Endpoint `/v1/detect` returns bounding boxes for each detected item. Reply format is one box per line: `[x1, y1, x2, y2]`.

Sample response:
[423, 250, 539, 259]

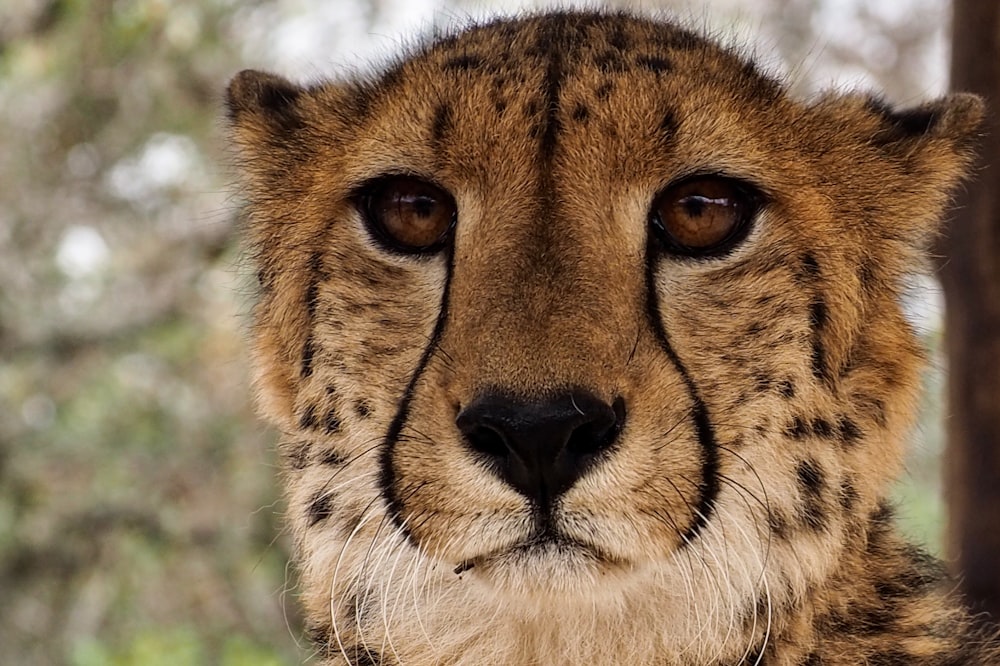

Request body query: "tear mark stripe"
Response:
[643, 236, 720, 544]
[378, 246, 455, 541]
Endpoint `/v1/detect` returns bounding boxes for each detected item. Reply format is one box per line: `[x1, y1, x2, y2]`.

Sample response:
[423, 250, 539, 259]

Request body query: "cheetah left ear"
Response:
[814, 92, 984, 243]
[862, 93, 985, 240]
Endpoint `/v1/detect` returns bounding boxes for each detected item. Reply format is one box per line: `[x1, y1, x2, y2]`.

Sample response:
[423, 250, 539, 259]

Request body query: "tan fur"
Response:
[226, 11, 997, 665]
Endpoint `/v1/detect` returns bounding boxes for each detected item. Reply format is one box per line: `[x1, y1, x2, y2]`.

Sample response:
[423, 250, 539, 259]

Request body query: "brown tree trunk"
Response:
[942, 0, 1000, 622]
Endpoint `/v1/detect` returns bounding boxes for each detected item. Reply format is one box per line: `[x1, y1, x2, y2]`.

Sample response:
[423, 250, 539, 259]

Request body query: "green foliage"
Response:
[69, 627, 287, 666]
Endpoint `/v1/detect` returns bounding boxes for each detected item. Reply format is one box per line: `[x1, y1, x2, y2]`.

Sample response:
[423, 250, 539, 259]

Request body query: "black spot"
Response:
[811, 340, 828, 382]
[809, 298, 827, 329]
[355, 400, 372, 419]
[287, 441, 311, 470]
[660, 109, 678, 136]
[777, 379, 795, 398]
[811, 417, 834, 439]
[320, 448, 345, 466]
[324, 408, 341, 434]
[431, 102, 452, 147]
[753, 372, 773, 393]
[837, 416, 862, 446]
[307, 490, 334, 526]
[797, 459, 824, 495]
[800, 253, 821, 281]
[801, 653, 822, 666]
[443, 54, 484, 71]
[785, 416, 810, 439]
[596, 51, 629, 73]
[301, 336, 316, 379]
[494, 99, 507, 114]
[768, 509, 789, 539]
[839, 477, 859, 511]
[595, 81, 614, 99]
[797, 459, 827, 531]
[304, 281, 319, 319]
[299, 403, 319, 430]
[859, 259, 877, 295]
[852, 599, 899, 636]
[571, 103, 589, 122]
[637, 54, 671, 74]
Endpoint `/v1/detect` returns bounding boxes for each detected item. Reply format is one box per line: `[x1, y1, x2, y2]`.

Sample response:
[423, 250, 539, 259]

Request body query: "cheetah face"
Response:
[228, 11, 980, 661]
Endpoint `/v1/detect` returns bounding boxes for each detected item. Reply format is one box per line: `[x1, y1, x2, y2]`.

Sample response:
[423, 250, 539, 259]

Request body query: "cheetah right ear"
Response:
[226, 69, 306, 135]
[864, 92, 984, 157]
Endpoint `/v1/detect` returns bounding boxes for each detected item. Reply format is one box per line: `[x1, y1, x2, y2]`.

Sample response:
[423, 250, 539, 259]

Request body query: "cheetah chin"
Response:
[227, 9, 998, 666]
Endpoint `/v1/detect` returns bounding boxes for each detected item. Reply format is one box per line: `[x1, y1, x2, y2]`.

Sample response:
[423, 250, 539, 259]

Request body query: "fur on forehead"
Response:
[226, 10, 983, 214]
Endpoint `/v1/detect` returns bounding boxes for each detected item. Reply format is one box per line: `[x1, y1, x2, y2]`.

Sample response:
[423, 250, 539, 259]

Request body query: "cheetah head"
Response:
[227, 11, 981, 665]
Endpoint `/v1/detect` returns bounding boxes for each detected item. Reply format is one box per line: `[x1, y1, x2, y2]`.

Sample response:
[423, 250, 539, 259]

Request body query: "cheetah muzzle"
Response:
[226, 9, 998, 666]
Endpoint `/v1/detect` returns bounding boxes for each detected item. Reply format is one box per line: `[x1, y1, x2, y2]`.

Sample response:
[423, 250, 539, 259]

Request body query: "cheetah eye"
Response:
[649, 176, 760, 257]
[357, 176, 457, 254]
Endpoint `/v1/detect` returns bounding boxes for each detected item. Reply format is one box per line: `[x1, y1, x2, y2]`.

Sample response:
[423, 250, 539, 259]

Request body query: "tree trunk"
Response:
[942, 0, 1000, 622]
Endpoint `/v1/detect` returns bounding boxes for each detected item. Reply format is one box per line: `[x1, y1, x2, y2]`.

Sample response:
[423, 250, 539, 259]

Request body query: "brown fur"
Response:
[226, 10, 996, 665]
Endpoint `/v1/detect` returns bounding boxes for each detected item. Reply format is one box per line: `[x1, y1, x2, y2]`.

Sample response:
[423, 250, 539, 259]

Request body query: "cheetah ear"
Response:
[814, 92, 984, 244]
[226, 69, 306, 136]
[863, 93, 984, 241]
[865, 92, 984, 156]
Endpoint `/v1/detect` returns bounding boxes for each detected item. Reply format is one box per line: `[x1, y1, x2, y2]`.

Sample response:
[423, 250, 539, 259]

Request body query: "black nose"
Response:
[456, 391, 625, 507]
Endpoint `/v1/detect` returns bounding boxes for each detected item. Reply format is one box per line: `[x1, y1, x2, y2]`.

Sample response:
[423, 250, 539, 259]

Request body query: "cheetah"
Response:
[226, 10, 998, 665]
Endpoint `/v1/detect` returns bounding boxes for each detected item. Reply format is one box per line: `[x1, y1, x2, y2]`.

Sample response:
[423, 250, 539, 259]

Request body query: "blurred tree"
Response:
[0, 1, 296, 663]
[942, 0, 1000, 623]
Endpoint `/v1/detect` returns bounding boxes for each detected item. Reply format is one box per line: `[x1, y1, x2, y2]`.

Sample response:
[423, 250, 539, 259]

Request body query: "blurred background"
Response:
[0, 0, 968, 663]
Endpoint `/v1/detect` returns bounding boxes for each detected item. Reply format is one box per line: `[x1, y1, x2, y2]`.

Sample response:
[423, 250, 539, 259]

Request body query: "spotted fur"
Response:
[226, 10, 995, 665]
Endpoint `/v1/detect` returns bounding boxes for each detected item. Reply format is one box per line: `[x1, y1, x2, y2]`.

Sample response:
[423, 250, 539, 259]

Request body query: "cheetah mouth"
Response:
[453, 528, 629, 578]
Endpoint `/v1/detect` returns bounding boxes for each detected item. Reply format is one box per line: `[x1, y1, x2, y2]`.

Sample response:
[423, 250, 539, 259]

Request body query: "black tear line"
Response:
[644, 238, 720, 545]
[378, 246, 454, 539]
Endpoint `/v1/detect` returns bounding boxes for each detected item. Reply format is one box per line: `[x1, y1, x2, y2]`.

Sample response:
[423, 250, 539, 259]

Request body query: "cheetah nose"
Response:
[456, 391, 626, 507]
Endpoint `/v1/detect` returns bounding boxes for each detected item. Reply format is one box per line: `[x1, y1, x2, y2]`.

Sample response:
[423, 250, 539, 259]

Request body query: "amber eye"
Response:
[650, 176, 760, 257]
[358, 176, 457, 254]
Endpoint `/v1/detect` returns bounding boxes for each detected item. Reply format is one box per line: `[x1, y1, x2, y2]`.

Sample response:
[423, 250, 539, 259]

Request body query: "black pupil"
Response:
[411, 194, 436, 217]
[681, 194, 729, 217]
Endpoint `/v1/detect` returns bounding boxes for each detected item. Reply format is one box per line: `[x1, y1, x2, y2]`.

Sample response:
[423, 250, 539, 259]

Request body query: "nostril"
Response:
[464, 424, 509, 461]
[565, 395, 626, 458]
